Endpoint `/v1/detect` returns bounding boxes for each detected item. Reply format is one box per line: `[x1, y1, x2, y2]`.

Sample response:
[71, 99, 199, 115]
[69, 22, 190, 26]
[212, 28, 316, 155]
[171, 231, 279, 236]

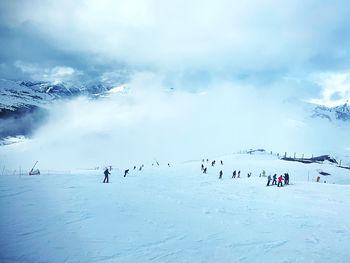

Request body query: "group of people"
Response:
[200, 159, 291, 186]
[102, 161, 172, 183]
[103, 159, 291, 187]
[201, 159, 224, 175]
[266, 173, 290, 187]
[201, 159, 253, 180]
[103, 165, 140, 183]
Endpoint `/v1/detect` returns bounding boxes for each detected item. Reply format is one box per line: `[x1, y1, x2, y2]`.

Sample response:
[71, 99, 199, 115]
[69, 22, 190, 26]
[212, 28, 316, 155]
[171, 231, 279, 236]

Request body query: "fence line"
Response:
[1, 169, 72, 176]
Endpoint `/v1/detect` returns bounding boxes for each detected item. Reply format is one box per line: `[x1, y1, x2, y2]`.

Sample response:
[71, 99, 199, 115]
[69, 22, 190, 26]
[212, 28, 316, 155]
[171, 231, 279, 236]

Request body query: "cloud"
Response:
[14, 61, 80, 83]
[2, 0, 350, 74]
[1, 0, 350, 170]
[308, 72, 350, 107]
[1, 72, 349, 170]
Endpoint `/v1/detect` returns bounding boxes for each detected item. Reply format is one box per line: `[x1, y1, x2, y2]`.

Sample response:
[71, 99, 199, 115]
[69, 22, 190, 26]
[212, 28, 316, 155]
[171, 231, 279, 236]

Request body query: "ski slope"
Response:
[0, 153, 350, 263]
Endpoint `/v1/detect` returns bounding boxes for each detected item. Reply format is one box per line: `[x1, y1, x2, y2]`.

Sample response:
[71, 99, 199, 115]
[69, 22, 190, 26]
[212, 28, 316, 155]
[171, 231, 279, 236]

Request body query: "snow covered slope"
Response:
[0, 153, 349, 263]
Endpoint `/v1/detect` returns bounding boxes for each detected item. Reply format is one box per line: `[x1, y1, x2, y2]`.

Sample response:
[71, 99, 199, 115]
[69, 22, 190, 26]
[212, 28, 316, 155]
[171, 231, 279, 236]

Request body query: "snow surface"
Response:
[0, 153, 350, 263]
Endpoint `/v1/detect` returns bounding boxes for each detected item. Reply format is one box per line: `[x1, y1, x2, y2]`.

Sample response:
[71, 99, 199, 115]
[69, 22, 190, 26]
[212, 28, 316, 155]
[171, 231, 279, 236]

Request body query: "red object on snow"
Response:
[316, 176, 320, 182]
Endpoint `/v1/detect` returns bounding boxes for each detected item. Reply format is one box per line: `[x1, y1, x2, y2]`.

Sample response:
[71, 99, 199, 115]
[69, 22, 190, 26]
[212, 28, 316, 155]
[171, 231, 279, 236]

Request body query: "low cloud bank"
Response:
[1, 72, 349, 170]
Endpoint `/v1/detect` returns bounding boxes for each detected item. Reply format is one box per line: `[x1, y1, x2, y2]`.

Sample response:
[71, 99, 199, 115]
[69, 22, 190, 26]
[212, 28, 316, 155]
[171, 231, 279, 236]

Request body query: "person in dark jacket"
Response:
[232, 170, 236, 178]
[124, 169, 129, 177]
[203, 167, 207, 174]
[103, 168, 110, 183]
[219, 170, 223, 179]
[284, 173, 289, 184]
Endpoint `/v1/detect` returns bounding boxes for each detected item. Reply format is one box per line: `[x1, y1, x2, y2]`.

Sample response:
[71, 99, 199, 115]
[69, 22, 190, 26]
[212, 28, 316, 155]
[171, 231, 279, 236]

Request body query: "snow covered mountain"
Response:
[0, 79, 112, 111]
[312, 102, 350, 121]
[0, 79, 121, 140]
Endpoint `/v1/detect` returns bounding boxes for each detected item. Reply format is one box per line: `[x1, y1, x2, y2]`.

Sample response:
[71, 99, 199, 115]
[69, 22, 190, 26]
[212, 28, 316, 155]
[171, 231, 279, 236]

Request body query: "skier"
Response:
[103, 168, 110, 183]
[247, 172, 252, 178]
[272, 174, 277, 185]
[220, 160, 223, 165]
[262, 170, 266, 177]
[266, 175, 272, 186]
[211, 160, 215, 167]
[139, 166, 142, 171]
[237, 170, 241, 178]
[201, 164, 204, 171]
[133, 166, 136, 170]
[219, 170, 223, 179]
[316, 176, 320, 182]
[168, 163, 170, 167]
[277, 175, 284, 187]
[124, 169, 129, 177]
[203, 167, 207, 174]
[232, 170, 236, 178]
[284, 173, 289, 184]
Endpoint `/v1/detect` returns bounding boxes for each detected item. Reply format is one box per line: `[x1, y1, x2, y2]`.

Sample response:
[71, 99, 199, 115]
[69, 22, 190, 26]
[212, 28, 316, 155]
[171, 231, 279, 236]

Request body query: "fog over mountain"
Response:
[1, 0, 350, 169]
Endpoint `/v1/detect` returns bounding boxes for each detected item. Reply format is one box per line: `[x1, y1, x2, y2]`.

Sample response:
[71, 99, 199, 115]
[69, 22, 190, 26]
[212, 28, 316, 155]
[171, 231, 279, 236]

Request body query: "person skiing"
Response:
[316, 176, 320, 182]
[220, 160, 223, 165]
[272, 174, 277, 185]
[201, 164, 204, 171]
[262, 170, 266, 177]
[237, 170, 241, 178]
[284, 173, 289, 184]
[232, 170, 236, 178]
[203, 167, 207, 174]
[277, 175, 284, 187]
[219, 170, 223, 179]
[247, 172, 252, 178]
[103, 168, 110, 183]
[124, 169, 129, 177]
[267, 175, 272, 186]
[211, 160, 215, 167]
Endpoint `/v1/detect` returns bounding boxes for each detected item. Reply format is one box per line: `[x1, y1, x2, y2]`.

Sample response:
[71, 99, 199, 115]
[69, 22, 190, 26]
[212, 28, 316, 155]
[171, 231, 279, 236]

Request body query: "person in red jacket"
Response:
[277, 175, 284, 187]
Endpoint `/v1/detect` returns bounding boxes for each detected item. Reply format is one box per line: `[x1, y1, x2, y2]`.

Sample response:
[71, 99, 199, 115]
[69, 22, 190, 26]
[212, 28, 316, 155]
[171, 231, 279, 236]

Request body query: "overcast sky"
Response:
[1, 0, 350, 104]
[1, 1, 350, 169]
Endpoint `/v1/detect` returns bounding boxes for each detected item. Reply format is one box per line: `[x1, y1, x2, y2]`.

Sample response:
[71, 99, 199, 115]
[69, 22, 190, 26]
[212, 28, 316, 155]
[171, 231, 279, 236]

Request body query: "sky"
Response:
[1, 0, 350, 169]
[1, 0, 350, 103]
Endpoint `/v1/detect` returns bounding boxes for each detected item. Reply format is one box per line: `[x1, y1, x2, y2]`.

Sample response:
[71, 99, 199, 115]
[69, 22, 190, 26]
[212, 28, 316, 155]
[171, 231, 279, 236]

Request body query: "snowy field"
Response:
[1, 153, 350, 263]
